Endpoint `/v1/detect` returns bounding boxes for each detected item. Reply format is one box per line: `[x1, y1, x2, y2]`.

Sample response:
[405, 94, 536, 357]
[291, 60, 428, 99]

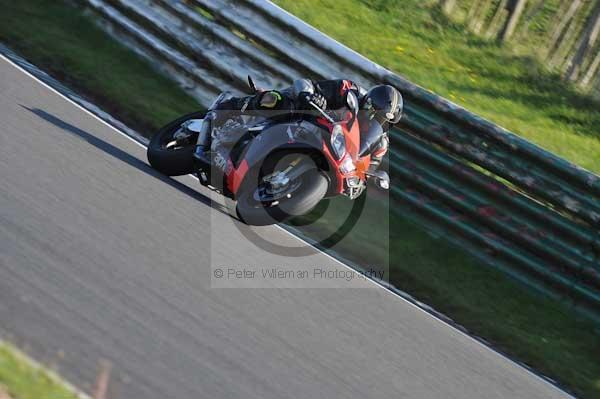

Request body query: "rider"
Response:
[194, 78, 403, 173]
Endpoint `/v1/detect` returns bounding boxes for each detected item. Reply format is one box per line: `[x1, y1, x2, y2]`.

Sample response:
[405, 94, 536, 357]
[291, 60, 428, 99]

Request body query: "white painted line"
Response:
[0, 54, 573, 398]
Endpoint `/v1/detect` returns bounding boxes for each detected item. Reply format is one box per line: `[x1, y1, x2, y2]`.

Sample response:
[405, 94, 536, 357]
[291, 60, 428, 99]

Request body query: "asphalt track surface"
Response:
[0, 57, 571, 399]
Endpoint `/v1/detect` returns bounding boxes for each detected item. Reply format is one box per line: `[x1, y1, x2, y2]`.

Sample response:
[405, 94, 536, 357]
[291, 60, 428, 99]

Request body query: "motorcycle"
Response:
[147, 77, 390, 226]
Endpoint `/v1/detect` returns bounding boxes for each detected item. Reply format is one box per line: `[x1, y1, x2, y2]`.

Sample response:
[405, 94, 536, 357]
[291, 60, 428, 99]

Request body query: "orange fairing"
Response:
[344, 113, 360, 160]
[318, 113, 371, 194]
[344, 115, 370, 179]
[355, 154, 370, 177]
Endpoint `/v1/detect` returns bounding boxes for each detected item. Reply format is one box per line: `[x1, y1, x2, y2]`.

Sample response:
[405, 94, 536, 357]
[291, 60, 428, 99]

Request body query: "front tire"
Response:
[147, 111, 205, 176]
[236, 168, 328, 226]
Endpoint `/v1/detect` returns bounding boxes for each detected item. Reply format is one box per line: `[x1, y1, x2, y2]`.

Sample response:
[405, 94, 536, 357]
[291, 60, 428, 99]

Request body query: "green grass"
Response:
[0, 0, 201, 133]
[448, 0, 600, 64]
[273, 0, 600, 174]
[0, 0, 599, 397]
[0, 342, 77, 399]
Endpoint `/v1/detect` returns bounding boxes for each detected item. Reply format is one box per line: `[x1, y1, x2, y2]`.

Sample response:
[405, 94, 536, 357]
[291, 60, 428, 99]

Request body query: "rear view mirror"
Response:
[247, 75, 258, 94]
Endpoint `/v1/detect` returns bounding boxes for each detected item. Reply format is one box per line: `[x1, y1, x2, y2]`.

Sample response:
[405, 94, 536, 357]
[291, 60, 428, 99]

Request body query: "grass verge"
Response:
[273, 0, 600, 174]
[0, 342, 78, 399]
[0, 0, 599, 397]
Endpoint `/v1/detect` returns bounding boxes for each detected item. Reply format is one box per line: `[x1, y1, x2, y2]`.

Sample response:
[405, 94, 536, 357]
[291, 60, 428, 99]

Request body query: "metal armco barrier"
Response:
[81, 0, 600, 320]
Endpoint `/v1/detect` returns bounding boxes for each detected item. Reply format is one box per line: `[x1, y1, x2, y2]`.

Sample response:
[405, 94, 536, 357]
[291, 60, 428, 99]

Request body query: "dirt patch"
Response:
[0, 385, 13, 399]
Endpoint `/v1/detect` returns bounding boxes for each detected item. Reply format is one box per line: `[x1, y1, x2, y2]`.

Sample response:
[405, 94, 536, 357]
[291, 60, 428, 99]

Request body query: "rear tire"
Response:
[147, 111, 205, 176]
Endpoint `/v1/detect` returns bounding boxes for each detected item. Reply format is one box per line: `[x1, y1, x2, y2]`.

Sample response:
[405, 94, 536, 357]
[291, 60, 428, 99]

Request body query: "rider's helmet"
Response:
[361, 85, 403, 125]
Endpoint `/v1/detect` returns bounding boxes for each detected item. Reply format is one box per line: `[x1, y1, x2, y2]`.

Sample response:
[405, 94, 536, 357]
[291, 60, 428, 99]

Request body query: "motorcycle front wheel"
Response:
[236, 154, 328, 226]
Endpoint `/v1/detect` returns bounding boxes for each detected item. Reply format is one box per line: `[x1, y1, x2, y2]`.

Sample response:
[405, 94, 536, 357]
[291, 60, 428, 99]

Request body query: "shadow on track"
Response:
[19, 105, 232, 217]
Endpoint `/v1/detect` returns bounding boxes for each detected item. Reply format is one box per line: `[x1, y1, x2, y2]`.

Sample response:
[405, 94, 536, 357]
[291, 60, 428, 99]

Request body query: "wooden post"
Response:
[486, 0, 509, 39]
[579, 50, 600, 88]
[440, 0, 457, 15]
[93, 360, 112, 399]
[565, 1, 600, 81]
[544, 0, 583, 60]
[472, 0, 494, 34]
[498, 0, 528, 41]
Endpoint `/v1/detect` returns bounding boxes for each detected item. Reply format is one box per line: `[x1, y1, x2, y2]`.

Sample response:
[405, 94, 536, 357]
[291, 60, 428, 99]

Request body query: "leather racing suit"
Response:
[197, 78, 390, 172]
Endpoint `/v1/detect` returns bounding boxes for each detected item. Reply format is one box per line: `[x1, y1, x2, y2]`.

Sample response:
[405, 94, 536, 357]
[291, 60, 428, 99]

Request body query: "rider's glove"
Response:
[299, 92, 327, 111]
[258, 91, 283, 109]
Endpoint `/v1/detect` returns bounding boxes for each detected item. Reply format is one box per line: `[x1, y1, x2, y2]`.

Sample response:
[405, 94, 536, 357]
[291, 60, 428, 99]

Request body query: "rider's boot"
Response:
[193, 112, 213, 166]
[193, 113, 214, 185]
[193, 90, 233, 167]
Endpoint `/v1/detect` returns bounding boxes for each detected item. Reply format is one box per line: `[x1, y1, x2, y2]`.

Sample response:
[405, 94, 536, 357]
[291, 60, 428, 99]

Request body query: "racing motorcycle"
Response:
[147, 78, 390, 226]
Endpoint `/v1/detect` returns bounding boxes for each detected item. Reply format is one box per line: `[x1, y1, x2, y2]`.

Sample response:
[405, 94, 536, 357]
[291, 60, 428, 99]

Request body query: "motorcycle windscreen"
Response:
[358, 115, 385, 157]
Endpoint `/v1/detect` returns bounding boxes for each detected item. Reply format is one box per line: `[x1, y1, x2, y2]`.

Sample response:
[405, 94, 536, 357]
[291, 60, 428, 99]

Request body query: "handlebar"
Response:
[307, 100, 335, 124]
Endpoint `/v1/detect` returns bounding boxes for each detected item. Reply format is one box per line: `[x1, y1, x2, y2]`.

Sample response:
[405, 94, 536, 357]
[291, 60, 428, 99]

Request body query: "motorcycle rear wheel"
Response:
[147, 111, 205, 176]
